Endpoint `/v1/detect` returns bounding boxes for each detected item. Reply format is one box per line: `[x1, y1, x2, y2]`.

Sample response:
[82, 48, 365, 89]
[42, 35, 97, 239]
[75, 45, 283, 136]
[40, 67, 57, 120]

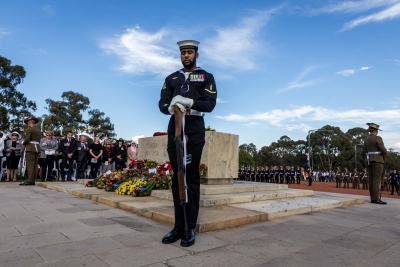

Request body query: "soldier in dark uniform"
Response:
[389, 168, 399, 195]
[274, 167, 279, 183]
[290, 167, 295, 184]
[251, 167, 256, 182]
[266, 167, 271, 183]
[279, 166, 284, 184]
[20, 116, 41, 186]
[246, 166, 251, 181]
[285, 166, 290, 184]
[364, 122, 387, 204]
[296, 166, 301, 184]
[159, 40, 217, 247]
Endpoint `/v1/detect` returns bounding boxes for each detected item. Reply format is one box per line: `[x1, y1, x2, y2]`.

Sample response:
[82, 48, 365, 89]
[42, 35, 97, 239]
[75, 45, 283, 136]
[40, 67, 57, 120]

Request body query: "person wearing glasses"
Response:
[5, 132, 22, 182]
[39, 130, 58, 181]
[158, 40, 217, 247]
[102, 140, 114, 174]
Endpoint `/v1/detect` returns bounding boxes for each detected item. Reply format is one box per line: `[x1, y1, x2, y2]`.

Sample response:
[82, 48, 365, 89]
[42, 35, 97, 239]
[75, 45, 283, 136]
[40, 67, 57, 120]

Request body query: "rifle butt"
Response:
[178, 171, 186, 201]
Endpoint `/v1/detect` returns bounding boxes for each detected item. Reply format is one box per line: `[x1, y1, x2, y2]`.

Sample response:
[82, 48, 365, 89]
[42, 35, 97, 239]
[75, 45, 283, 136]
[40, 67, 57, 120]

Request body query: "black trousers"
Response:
[76, 161, 87, 179]
[391, 182, 399, 194]
[168, 133, 205, 230]
[308, 177, 312, 186]
[90, 162, 100, 178]
[41, 155, 55, 179]
[61, 156, 74, 180]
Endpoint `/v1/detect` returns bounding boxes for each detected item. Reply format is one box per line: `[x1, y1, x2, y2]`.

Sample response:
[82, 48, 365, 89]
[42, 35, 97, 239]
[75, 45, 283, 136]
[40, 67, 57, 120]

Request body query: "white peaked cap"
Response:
[177, 40, 200, 50]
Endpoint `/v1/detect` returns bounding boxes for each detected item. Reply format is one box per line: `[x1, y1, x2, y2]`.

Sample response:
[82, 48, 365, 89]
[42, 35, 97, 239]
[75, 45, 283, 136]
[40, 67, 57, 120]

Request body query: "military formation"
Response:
[237, 166, 302, 184]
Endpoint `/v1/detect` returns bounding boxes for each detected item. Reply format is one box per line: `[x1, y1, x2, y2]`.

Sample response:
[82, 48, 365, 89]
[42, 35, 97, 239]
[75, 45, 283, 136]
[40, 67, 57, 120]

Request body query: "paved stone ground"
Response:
[1, 183, 400, 267]
[289, 181, 400, 200]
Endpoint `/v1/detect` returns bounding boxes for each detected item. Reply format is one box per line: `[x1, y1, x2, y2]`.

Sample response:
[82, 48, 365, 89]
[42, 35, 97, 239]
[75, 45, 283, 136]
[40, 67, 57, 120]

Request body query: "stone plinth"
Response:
[137, 132, 239, 185]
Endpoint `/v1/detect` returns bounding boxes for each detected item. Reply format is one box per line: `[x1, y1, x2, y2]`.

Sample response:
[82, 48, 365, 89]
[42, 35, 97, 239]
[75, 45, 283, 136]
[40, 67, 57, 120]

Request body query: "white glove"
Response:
[170, 95, 185, 106]
[174, 95, 194, 107]
[168, 103, 184, 115]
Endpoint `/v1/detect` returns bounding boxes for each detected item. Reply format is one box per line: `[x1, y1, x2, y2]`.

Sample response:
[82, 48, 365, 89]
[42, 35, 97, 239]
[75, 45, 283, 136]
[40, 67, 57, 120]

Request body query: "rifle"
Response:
[173, 105, 189, 240]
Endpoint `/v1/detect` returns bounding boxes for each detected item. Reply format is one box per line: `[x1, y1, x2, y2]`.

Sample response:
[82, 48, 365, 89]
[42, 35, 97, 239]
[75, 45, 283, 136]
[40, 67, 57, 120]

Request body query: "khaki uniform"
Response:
[352, 171, 360, 189]
[23, 126, 42, 183]
[364, 134, 387, 202]
[343, 171, 350, 189]
[361, 171, 369, 190]
[335, 170, 342, 188]
[383, 173, 390, 192]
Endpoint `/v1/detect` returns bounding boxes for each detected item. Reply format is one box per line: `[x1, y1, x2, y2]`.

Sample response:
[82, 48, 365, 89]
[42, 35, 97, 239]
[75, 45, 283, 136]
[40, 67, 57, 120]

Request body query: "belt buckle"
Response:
[184, 108, 191, 116]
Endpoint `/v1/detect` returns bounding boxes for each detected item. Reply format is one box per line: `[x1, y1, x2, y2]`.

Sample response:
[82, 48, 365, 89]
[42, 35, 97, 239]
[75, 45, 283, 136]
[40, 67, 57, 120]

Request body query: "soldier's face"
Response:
[67, 133, 72, 138]
[181, 49, 198, 68]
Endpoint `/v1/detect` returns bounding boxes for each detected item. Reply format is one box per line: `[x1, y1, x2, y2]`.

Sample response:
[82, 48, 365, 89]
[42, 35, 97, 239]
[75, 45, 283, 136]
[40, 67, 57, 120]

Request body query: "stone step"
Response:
[200, 181, 288, 195]
[151, 189, 313, 207]
[36, 182, 364, 233]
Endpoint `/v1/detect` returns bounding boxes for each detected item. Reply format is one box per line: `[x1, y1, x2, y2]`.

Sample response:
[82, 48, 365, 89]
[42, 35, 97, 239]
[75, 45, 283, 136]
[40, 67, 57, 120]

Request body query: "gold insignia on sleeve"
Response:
[210, 85, 213, 91]
[205, 89, 216, 94]
[164, 104, 168, 106]
[172, 77, 178, 79]
[162, 83, 166, 89]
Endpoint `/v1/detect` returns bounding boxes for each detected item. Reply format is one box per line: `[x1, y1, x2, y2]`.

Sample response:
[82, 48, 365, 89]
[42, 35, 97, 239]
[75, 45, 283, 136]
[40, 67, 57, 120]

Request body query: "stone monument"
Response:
[137, 131, 238, 185]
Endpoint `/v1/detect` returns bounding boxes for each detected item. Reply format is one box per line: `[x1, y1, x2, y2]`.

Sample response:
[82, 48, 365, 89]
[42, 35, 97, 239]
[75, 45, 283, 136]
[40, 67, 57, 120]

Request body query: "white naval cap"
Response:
[177, 40, 200, 50]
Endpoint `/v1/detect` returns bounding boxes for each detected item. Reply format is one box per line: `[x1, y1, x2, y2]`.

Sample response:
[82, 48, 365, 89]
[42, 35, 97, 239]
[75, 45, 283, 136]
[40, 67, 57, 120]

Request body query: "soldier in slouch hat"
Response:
[20, 116, 41, 186]
[364, 123, 387, 204]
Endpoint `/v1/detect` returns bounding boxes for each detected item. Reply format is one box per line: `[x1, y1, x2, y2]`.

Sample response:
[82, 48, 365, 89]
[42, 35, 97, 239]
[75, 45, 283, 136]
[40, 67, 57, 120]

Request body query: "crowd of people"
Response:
[0, 130, 138, 182]
[237, 165, 400, 195]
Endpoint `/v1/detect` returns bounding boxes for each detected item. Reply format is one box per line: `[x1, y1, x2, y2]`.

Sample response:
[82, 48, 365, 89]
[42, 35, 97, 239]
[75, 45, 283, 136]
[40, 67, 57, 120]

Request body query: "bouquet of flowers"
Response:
[128, 159, 146, 170]
[132, 179, 156, 197]
[145, 159, 158, 169]
[199, 163, 208, 178]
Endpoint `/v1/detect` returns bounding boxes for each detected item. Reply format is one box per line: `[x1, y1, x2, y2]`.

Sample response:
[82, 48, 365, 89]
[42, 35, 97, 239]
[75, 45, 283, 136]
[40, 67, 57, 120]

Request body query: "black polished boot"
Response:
[162, 227, 184, 244]
[180, 229, 195, 247]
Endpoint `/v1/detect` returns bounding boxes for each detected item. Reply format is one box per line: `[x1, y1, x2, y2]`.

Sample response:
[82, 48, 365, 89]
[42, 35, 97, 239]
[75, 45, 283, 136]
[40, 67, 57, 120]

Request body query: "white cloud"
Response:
[313, 0, 399, 14]
[132, 135, 145, 144]
[42, 5, 55, 15]
[277, 66, 318, 93]
[100, 27, 181, 76]
[216, 98, 227, 103]
[0, 28, 10, 37]
[341, 2, 400, 31]
[335, 66, 372, 76]
[216, 105, 400, 128]
[359, 66, 372, 70]
[202, 8, 280, 70]
[335, 69, 356, 76]
[310, 0, 400, 31]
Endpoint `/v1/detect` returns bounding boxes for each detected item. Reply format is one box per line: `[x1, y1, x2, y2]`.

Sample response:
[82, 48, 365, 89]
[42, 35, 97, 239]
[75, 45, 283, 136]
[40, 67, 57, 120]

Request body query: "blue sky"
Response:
[1, 0, 400, 150]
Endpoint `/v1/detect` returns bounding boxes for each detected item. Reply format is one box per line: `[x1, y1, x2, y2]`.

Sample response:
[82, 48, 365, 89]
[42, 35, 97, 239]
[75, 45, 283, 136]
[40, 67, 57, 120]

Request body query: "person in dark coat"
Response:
[75, 136, 89, 179]
[60, 131, 76, 181]
[113, 138, 127, 171]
